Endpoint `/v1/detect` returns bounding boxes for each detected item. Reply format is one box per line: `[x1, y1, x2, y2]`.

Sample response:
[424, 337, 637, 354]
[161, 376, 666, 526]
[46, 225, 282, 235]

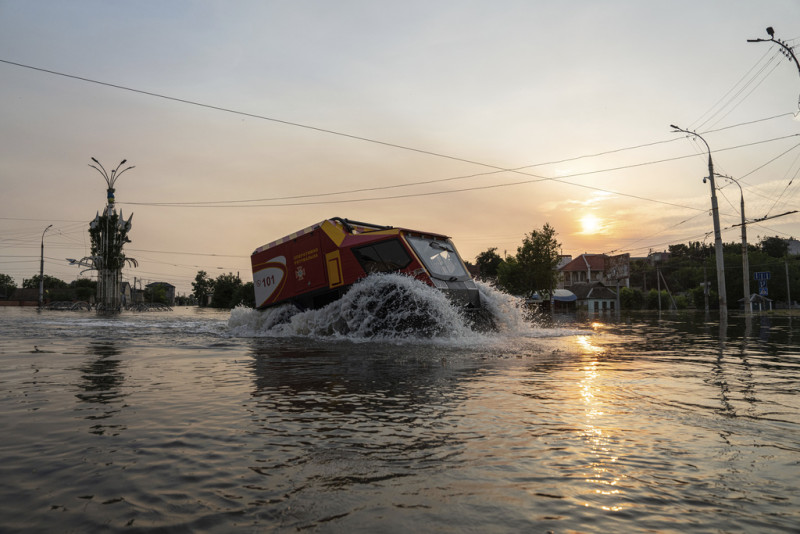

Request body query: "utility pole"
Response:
[671, 125, 727, 315]
[38, 224, 53, 309]
[717, 174, 751, 313]
[657, 264, 662, 314]
[787, 258, 792, 309]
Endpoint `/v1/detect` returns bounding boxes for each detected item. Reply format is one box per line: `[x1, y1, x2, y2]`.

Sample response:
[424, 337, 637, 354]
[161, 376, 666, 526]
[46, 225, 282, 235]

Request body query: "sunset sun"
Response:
[579, 214, 603, 235]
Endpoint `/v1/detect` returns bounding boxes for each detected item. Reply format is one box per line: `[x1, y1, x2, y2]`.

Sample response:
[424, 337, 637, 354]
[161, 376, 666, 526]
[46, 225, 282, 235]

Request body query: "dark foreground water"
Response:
[1, 303, 798, 533]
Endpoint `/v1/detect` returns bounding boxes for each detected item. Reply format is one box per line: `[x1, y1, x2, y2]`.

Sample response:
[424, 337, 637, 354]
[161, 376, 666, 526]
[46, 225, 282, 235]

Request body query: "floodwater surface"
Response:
[1, 285, 798, 532]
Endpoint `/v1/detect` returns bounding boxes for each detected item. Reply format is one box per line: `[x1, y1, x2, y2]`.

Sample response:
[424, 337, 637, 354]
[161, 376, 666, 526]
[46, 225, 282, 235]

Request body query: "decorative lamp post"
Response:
[38, 224, 53, 309]
[670, 125, 728, 315]
[88, 158, 136, 313]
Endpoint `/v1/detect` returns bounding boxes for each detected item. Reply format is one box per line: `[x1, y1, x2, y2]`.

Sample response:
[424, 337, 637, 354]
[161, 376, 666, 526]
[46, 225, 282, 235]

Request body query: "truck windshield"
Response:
[405, 236, 469, 280]
[352, 239, 412, 274]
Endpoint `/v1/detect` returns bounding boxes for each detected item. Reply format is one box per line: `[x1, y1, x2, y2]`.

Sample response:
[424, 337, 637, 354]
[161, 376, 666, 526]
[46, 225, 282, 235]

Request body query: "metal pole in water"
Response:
[38, 224, 52, 309]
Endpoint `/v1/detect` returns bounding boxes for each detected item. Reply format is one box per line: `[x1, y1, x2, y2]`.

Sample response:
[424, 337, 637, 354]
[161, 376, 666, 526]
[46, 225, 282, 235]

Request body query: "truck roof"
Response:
[252, 217, 450, 255]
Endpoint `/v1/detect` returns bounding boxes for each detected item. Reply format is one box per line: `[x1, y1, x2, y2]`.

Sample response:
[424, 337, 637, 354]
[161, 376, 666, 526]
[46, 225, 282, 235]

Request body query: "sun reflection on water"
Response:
[575, 334, 625, 513]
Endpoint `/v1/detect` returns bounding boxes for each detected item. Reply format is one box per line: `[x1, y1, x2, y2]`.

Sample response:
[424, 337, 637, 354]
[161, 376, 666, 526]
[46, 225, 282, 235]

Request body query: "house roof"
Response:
[559, 254, 606, 272]
[569, 282, 617, 300]
[145, 281, 176, 289]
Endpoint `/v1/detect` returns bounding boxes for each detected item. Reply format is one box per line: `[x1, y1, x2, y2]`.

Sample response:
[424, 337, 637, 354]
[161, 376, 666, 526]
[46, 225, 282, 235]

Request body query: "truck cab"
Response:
[251, 217, 482, 313]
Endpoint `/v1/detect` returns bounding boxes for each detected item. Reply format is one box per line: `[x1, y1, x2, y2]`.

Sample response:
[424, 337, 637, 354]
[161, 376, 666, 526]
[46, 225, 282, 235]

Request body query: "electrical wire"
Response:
[0, 58, 502, 171]
[690, 46, 776, 131]
[3, 57, 796, 214]
[3, 58, 798, 278]
[704, 54, 784, 131]
[120, 133, 800, 210]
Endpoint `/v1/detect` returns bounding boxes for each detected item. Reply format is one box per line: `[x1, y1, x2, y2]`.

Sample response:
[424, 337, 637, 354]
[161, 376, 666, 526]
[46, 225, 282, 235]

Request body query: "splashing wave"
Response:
[228, 273, 543, 341]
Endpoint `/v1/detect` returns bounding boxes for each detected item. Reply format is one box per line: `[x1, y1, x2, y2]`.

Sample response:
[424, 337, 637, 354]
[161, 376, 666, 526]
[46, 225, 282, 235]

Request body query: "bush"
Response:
[620, 286, 644, 310]
[646, 289, 669, 309]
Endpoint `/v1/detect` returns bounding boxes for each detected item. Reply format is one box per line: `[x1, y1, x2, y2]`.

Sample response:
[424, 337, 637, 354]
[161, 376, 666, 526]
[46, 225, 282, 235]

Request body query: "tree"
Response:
[496, 256, 526, 295]
[23, 274, 68, 290]
[760, 236, 789, 258]
[70, 278, 96, 301]
[645, 289, 669, 310]
[513, 223, 561, 295]
[619, 286, 644, 310]
[494, 224, 561, 296]
[231, 281, 255, 308]
[211, 272, 243, 308]
[0, 273, 17, 298]
[192, 270, 213, 306]
[475, 248, 503, 279]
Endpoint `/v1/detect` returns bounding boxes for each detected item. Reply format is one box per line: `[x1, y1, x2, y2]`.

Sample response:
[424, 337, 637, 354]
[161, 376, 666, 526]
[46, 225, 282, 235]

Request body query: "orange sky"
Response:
[1, 1, 799, 294]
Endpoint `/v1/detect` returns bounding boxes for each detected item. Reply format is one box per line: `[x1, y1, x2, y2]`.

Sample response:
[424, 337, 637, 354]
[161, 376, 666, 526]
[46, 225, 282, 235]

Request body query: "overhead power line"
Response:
[120, 133, 800, 210]
[0, 58, 498, 171]
[3, 57, 797, 210]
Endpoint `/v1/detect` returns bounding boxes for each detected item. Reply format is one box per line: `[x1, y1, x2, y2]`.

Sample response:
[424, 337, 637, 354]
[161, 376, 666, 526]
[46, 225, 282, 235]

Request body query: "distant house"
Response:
[559, 254, 608, 288]
[570, 282, 618, 314]
[648, 251, 671, 264]
[145, 282, 176, 306]
[559, 253, 631, 291]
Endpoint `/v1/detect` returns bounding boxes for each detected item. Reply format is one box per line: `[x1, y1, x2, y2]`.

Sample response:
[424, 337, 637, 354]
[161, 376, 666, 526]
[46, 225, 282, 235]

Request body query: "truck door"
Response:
[290, 231, 327, 295]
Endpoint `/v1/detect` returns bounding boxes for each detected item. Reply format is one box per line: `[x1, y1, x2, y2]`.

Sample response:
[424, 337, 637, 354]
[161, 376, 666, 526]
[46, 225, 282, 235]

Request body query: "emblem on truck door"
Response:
[253, 256, 287, 308]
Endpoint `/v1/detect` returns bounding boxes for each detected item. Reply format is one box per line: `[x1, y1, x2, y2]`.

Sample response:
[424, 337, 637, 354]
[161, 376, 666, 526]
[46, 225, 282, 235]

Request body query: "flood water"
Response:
[1, 293, 799, 532]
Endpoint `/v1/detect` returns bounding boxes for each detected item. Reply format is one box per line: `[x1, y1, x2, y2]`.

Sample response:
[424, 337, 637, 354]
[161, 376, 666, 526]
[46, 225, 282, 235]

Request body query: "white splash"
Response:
[228, 273, 550, 342]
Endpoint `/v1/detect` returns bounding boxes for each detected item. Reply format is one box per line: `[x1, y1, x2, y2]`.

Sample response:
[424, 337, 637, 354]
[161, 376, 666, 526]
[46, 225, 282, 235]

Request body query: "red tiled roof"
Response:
[559, 254, 606, 272]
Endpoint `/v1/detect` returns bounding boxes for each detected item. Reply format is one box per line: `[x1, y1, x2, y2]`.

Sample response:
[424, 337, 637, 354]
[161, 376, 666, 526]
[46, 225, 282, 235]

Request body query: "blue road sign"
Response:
[760, 286, 769, 296]
[754, 271, 771, 281]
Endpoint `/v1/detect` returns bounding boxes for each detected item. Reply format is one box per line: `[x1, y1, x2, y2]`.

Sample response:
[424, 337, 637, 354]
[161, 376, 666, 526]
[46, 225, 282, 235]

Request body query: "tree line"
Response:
[623, 237, 799, 309]
[0, 274, 98, 302]
[0, 274, 199, 306]
[472, 230, 799, 309]
[192, 271, 255, 308]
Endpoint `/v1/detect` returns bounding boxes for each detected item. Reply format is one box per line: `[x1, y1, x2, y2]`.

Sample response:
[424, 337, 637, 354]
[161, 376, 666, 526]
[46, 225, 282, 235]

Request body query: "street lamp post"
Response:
[671, 125, 727, 315]
[38, 224, 53, 309]
[717, 174, 751, 313]
[88, 158, 136, 313]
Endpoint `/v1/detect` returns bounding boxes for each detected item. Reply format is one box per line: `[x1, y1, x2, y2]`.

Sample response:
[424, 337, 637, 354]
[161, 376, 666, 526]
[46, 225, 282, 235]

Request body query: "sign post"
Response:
[755, 272, 770, 303]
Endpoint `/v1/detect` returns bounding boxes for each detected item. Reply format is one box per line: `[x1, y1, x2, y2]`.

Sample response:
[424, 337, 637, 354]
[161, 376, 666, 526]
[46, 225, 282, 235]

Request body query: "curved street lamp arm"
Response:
[747, 31, 800, 77]
[670, 124, 711, 153]
[114, 165, 136, 182]
[89, 164, 111, 187]
[90, 157, 109, 178]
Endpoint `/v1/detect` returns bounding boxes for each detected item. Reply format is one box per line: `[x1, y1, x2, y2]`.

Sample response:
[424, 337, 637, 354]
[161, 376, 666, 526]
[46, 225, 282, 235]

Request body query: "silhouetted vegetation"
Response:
[193, 271, 254, 308]
[479, 223, 561, 296]
[476, 233, 799, 309]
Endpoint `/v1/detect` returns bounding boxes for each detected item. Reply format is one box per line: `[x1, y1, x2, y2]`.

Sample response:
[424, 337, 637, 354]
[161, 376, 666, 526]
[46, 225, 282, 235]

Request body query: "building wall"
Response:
[583, 298, 616, 314]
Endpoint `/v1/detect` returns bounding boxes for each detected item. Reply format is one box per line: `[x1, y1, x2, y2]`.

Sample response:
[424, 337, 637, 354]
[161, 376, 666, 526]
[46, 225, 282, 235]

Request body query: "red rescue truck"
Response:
[251, 217, 484, 314]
